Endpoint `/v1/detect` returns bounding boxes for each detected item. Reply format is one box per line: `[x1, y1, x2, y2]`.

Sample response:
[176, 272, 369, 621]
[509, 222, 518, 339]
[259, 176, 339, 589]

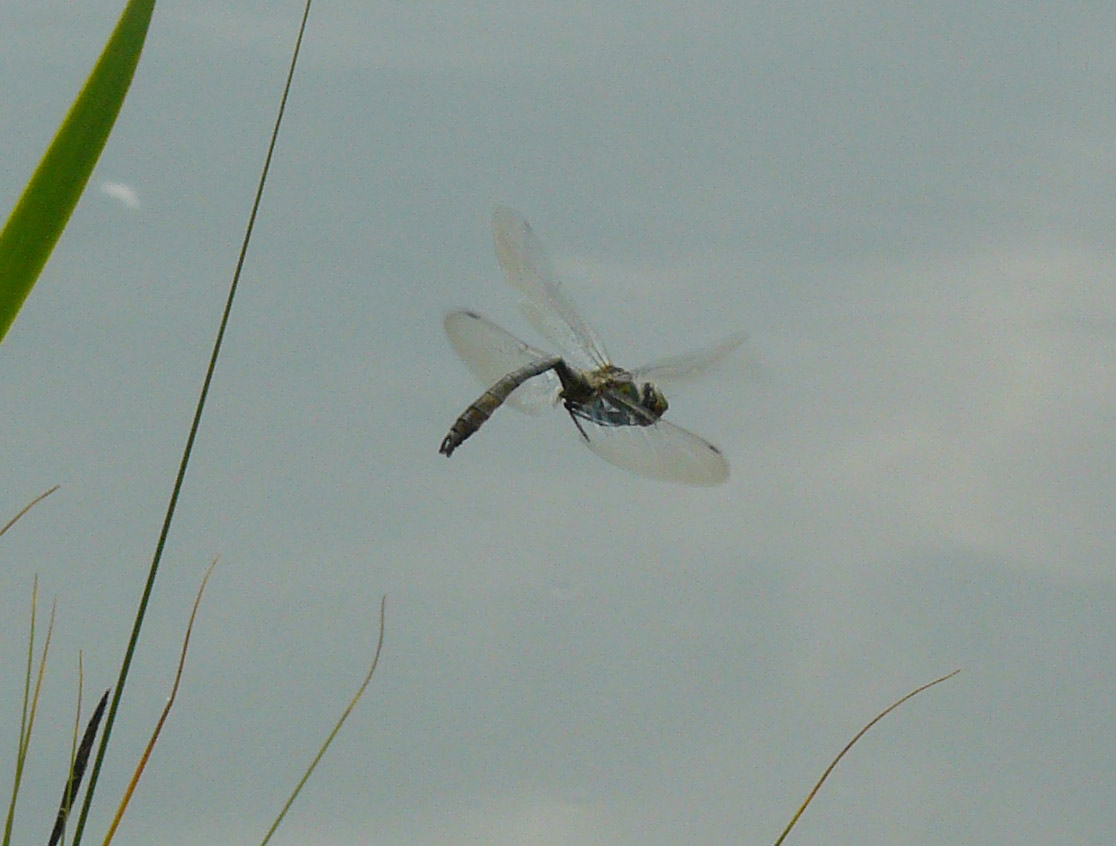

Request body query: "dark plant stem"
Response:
[48, 689, 109, 846]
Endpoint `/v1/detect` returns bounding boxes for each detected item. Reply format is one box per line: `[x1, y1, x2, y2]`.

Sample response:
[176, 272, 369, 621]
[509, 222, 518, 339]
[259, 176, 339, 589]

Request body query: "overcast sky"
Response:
[2, 1, 1114, 844]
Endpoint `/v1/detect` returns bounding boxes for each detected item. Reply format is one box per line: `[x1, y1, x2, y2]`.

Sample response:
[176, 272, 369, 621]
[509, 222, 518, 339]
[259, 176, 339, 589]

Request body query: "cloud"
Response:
[99, 180, 141, 209]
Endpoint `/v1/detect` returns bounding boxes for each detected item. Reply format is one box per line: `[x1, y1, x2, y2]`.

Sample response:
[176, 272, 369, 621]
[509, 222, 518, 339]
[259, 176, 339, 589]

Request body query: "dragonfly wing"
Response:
[492, 207, 610, 371]
[574, 416, 730, 486]
[629, 331, 749, 390]
[444, 310, 560, 413]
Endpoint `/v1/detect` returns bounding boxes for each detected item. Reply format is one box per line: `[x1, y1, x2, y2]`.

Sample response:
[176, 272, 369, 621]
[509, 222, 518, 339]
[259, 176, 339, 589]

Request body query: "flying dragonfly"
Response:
[440, 207, 746, 486]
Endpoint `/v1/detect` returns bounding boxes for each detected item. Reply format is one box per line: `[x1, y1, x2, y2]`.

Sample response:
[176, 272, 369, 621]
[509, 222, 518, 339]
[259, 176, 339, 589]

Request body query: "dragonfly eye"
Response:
[641, 383, 668, 418]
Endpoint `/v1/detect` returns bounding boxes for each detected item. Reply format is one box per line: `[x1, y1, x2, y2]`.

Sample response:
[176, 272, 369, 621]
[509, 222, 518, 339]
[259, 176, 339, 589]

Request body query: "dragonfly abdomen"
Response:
[440, 355, 564, 457]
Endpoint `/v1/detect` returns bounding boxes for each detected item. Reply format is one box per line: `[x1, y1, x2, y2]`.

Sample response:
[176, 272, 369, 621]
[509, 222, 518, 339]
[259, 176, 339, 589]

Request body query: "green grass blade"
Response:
[0, 0, 155, 344]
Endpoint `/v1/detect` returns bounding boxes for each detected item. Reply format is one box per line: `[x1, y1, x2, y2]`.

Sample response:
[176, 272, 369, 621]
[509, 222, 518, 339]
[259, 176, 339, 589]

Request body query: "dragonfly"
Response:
[439, 207, 746, 486]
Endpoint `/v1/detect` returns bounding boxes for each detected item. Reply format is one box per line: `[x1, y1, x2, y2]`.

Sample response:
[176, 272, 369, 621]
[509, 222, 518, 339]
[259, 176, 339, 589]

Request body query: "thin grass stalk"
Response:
[260, 596, 387, 845]
[772, 669, 960, 846]
[101, 560, 216, 844]
[2, 579, 36, 846]
[28, 601, 59, 758]
[58, 652, 84, 846]
[0, 486, 59, 540]
[70, 2, 315, 841]
[3, 584, 56, 846]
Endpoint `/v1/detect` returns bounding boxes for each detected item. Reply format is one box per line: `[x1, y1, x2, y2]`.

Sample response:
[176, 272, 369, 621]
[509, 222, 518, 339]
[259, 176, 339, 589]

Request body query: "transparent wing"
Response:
[574, 416, 730, 486]
[444, 310, 560, 413]
[629, 331, 749, 390]
[492, 206, 610, 371]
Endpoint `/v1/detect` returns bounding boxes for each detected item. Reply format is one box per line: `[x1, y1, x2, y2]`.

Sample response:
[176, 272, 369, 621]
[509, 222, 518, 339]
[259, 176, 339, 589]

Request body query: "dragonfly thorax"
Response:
[554, 361, 668, 430]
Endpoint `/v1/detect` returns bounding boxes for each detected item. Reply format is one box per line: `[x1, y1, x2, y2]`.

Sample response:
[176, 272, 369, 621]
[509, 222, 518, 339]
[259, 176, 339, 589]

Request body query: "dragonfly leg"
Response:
[566, 404, 590, 441]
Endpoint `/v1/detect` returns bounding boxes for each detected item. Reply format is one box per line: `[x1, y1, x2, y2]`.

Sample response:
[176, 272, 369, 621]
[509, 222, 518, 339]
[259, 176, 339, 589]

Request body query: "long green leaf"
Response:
[0, 0, 155, 344]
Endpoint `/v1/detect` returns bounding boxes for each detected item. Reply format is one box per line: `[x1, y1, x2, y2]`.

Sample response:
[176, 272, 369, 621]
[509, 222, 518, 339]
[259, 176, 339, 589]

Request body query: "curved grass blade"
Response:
[260, 596, 387, 846]
[0, 485, 60, 540]
[0, 0, 155, 344]
[101, 559, 216, 844]
[772, 669, 960, 846]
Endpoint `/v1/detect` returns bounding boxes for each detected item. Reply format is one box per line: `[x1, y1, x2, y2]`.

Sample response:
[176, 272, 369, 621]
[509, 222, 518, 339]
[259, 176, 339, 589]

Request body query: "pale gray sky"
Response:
[2, 1, 1114, 844]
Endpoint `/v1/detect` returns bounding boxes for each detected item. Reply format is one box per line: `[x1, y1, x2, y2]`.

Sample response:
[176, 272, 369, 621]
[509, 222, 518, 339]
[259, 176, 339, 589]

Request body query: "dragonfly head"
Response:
[640, 382, 668, 419]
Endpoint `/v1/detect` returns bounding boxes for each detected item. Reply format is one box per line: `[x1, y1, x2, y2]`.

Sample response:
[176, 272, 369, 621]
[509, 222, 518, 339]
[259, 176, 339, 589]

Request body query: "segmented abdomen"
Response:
[440, 356, 563, 457]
